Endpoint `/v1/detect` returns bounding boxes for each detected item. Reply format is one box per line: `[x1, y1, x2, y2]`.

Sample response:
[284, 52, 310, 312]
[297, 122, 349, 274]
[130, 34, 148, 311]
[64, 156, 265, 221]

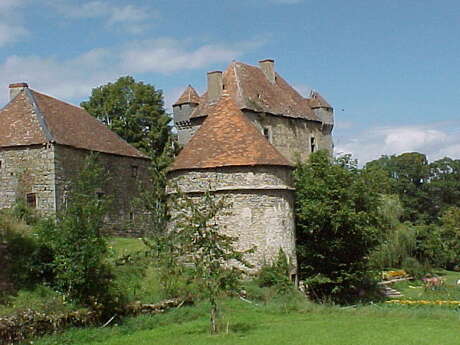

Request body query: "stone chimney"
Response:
[258, 59, 276, 84]
[9, 83, 28, 101]
[207, 71, 223, 103]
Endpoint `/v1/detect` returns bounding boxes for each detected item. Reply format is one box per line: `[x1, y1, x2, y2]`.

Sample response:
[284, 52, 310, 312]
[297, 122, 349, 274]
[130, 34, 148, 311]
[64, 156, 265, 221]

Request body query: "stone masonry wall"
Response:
[168, 166, 297, 273]
[0, 145, 56, 215]
[53, 144, 151, 236]
[244, 111, 330, 163]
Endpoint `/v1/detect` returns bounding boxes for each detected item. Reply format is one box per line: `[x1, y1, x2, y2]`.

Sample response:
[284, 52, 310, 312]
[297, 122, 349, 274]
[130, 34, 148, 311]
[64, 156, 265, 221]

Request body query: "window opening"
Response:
[131, 165, 138, 178]
[26, 193, 37, 209]
[263, 127, 270, 141]
[310, 137, 316, 153]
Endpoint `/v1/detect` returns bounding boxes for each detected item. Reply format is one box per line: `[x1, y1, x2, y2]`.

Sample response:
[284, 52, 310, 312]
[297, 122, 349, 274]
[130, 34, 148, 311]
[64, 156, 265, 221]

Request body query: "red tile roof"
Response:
[169, 93, 293, 171]
[189, 61, 323, 122]
[0, 87, 148, 159]
[309, 91, 333, 109]
[173, 85, 200, 106]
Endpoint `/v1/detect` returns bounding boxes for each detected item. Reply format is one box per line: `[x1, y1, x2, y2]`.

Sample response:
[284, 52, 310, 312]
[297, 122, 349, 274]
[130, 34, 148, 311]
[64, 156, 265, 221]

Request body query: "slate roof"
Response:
[173, 85, 200, 106]
[183, 61, 323, 122]
[0, 86, 148, 159]
[169, 93, 293, 172]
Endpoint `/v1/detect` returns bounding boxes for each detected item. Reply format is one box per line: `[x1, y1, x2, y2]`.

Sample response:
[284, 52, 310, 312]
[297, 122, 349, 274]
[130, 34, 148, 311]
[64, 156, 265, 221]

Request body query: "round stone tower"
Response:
[168, 93, 297, 275]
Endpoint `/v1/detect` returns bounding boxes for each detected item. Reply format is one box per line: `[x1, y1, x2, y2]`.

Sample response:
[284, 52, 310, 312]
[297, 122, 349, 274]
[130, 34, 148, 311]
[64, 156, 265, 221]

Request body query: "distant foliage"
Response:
[366, 153, 460, 223]
[294, 151, 386, 302]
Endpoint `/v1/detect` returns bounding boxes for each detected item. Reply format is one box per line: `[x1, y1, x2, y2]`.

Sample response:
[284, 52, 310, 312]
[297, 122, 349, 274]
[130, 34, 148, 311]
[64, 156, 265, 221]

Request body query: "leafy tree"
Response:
[81, 76, 172, 158]
[294, 151, 385, 302]
[37, 154, 114, 307]
[426, 158, 460, 217]
[173, 191, 250, 334]
[366, 153, 430, 222]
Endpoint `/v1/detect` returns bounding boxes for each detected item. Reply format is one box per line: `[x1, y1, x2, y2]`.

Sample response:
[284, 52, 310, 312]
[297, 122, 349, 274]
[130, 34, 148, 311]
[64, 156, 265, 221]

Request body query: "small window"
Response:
[129, 211, 134, 221]
[263, 128, 270, 141]
[310, 137, 316, 153]
[0, 160, 2, 169]
[96, 191, 105, 200]
[26, 193, 37, 209]
[131, 165, 138, 178]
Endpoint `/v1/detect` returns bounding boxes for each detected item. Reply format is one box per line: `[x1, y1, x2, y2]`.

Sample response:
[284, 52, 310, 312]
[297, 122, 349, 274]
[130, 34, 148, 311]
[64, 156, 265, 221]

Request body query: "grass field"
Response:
[34, 298, 460, 345]
[5, 238, 460, 345]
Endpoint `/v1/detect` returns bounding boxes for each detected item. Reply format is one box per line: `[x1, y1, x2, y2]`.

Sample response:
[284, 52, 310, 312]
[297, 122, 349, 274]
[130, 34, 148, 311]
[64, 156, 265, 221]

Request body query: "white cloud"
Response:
[335, 124, 460, 163]
[120, 39, 242, 74]
[0, 49, 116, 105]
[0, 37, 259, 106]
[0, 0, 28, 46]
[46, 0, 155, 34]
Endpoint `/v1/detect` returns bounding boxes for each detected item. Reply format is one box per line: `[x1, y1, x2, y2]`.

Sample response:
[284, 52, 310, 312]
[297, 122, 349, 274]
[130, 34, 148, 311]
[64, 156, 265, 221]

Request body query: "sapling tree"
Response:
[37, 154, 114, 307]
[173, 190, 251, 334]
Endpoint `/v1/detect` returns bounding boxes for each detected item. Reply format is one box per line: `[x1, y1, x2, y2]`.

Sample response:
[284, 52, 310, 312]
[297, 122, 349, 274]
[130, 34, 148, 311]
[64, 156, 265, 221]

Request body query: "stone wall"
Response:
[168, 166, 297, 273]
[53, 144, 151, 235]
[244, 111, 331, 163]
[0, 145, 56, 215]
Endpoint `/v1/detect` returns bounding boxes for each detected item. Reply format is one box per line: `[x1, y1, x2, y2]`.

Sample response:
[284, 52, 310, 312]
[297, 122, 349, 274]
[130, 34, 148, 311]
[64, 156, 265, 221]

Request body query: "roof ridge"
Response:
[26, 89, 54, 142]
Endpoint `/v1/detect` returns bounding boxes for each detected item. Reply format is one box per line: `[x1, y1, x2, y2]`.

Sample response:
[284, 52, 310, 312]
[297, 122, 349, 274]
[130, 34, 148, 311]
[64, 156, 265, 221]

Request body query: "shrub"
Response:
[257, 250, 293, 294]
[36, 154, 118, 310]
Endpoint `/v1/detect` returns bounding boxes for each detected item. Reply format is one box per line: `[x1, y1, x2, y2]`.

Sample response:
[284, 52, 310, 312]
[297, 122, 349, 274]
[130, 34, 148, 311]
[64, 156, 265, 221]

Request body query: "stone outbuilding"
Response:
[0, 83, 150, 234]
[168, 93, 297, 274]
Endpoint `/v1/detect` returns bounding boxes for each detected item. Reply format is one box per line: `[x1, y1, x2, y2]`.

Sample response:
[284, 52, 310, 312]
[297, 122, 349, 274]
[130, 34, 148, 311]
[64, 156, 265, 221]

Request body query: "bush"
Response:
[257, 250, 293, 294]
[36, 154, 118, 310]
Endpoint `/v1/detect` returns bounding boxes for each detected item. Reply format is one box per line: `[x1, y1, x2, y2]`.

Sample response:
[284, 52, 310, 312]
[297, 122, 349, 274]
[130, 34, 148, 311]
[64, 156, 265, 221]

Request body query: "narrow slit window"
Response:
[310, 137, 316, 153]
[263, 128, 270, 141]
[26, 193, 37, 209]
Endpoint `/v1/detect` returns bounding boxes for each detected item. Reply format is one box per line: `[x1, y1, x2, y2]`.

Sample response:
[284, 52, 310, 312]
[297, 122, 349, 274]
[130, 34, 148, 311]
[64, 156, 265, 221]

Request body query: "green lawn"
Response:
[34, 299, 460, 345]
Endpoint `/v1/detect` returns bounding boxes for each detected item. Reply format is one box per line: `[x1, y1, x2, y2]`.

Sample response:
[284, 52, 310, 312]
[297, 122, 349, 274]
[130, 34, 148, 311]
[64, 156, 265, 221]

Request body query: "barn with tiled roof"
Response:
[0, 83, 150, 233]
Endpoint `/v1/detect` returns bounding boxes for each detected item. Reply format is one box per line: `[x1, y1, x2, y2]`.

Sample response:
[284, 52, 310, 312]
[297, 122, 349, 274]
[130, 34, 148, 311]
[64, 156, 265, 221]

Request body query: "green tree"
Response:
[173, 191, 250, 334]
[366, 152, 430, 222]
[37, 154, 114, 307]
[294, 151, 385, 302]
[81, 76, 171, 158]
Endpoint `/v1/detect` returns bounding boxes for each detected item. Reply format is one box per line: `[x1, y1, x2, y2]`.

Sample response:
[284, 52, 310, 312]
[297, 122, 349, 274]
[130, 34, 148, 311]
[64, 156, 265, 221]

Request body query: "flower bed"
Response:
[386, 299, 460, 306]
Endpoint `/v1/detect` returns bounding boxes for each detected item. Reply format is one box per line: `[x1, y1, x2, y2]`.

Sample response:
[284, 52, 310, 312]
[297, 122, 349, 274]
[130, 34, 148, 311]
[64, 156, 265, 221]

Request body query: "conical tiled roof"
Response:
[169, 93, 293, 171]
[0, 87, 148, 159]
[173, 85, 200, 106]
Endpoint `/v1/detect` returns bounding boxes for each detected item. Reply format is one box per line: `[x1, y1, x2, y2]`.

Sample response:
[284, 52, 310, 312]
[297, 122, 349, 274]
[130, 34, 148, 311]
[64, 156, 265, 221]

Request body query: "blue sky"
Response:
[1, 0, 459, 163]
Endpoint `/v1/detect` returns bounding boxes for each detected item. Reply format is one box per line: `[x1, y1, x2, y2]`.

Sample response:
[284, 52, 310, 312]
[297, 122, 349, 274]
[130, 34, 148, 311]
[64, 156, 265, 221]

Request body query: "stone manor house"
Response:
[0, 59, 334, 274]
[0, 83, 150, 233]
[169, 59, 334, 274]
